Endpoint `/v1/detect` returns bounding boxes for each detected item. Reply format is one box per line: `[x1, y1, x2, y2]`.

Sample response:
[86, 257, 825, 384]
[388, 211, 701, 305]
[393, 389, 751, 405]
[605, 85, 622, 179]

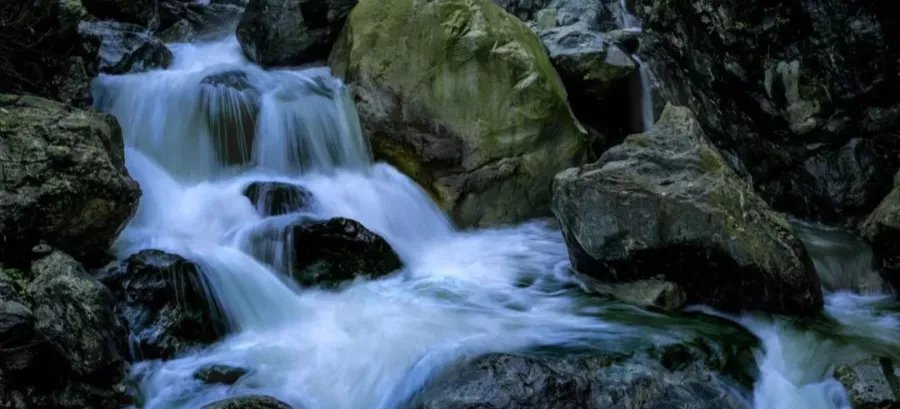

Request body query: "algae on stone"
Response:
[330, 0, 588, 226]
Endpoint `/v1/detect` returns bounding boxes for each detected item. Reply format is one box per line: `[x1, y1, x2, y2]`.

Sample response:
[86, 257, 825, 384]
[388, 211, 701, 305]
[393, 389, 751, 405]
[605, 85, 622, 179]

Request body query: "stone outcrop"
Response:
[78, 21, 172, 74]
[552, 105, 823, 314]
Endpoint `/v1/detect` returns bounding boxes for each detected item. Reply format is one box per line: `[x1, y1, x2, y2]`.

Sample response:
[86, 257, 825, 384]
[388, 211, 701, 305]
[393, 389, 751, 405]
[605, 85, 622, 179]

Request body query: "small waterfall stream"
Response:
[614, 0, 655, 132]
[93, 35, 898, 409]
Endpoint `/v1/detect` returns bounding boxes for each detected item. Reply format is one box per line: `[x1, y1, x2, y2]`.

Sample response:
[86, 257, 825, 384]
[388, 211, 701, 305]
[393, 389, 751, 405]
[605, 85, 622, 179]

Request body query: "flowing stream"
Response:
[93, 36, 899, 409]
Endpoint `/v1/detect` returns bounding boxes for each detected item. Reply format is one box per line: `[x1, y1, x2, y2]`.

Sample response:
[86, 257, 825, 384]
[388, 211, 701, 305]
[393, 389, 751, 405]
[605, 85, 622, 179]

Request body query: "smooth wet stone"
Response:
[290, 218, 402, 287]
[244, 182, 313, 216]
[552, 105, 823, 314]
[194, 364, 249, 385]
[202, 395, 293, 409]
[584, 278, 687, 311]
[108, 250, 225, 360]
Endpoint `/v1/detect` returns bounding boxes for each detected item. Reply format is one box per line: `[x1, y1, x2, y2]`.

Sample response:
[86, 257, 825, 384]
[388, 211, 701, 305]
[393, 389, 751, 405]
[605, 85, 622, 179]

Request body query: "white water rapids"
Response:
[92, 36, 898, 409]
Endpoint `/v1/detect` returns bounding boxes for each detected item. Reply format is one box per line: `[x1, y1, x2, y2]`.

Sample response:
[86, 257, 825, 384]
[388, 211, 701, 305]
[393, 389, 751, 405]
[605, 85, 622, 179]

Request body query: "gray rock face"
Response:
[104, 250, 225, 360]
[835, 357, 900, 409]
[159, 2, 245, 42]
[407, 353, 747, 409]
[0, 95, 141, 266]
[82, 0, 161, 28]
[551, 105, 823, 314]
[78, 21, 173, 74]
[860, 172, 900, 293]
[237, 0, 357, 66]
[201, 395, 293, 409]
[634, 0, 900, 223]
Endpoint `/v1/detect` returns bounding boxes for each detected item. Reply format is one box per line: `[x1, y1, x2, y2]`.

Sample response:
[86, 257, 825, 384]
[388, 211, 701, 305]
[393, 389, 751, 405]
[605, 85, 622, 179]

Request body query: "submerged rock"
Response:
[330, 0, 588, 226]
[194, 364, 249, 385]
[237, 0, 357, 66]
[552, 105, 823, 314]
[201, 395, 293, 409]
[244, 182, 313, 216]
[199, 70, 260, 165]
[289, 218, 401, 287]
[107, 250, 225, 360]
[407, 353, 746, 409]
[0, 95, 140, 267]
[83, 0, 161, 29]
[78, 21, 173, 74]
[860, 172, 900, 293]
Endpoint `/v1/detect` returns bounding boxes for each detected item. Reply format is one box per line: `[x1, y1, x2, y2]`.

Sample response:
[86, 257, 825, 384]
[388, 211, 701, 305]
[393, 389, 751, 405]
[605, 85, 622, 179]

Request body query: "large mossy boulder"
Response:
[407, 352, 746, 409]
[551, 105, 823, 314]
[237, 0, 357, 66]
[860, 172, 900, 293]
[0, 95, 141, 266]
[103, 250, 225, 360]
[329, 0, 589, 226]
[634, 0, 900, 223]
[77, 21, 173, 75]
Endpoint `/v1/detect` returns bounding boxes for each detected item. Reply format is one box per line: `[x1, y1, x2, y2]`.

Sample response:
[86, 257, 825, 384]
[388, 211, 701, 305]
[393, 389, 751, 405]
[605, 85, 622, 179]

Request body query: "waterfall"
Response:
[91, 34, 899, 409]
[613, 0, 655, 132]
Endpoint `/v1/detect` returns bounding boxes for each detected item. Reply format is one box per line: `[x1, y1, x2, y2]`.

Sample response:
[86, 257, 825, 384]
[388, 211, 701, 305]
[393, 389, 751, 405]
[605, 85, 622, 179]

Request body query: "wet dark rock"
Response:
[244, 182, 313, 216]
[289, 218, 402, 287]
[0, 271, 36, 375]
[860, 172, 900, 293]
[582, 278, 687, 311]
[194, 364, 249, 385]
[407, 352, 747, 409]
[83, 0, 161, 29]
[0, 1, 99, 106]
[634, 0, 900, 223]
[201, 395, 293, 409]
[0, 94, 140, 268]
[237, 0, 357, 66]
[78, 21, 173, 74]
[159, 2, 245, 43]
[199, 70, 260, 165]
[108, 250, 225, 360]
[552, 105, 823, 314]
[0, 252, 129, 409]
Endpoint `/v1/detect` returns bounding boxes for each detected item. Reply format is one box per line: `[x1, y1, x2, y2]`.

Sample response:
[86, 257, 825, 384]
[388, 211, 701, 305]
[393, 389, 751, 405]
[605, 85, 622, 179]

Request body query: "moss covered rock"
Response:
[551, 105, 823, 314]
[329, 0, 588, 226]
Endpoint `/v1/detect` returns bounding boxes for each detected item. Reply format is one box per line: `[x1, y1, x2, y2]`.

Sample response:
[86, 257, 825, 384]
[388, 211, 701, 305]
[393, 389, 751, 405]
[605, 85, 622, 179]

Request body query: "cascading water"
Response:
[614, 0, 656, 132]
[92, 34, 898, 409]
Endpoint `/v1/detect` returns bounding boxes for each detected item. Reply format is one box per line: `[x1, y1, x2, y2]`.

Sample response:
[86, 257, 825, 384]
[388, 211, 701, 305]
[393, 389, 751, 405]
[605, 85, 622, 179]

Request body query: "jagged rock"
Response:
[106, 250, 225, 360]
[0, 252, 129, 409]
[237, 0, 357, 66]
[407, 353, 747, 409]
[78, 21, 173, 74]
[634, 0, 900, 223]
[0, 0, 99, 106]
[860, 172, 900, 293]
[835, 357, 900, 409]
[289, 218, 401, 286]
[82, 0, 161, 29]
[201, 395, 293, 409]
[330, 0, 588, 226]
[159, 2, 245, 42]
[552, 105, 823, 314]
[194, 364, 249, 385]
[0, 95, 140, 266]
[244, 182, 313, 216]
[199, 70, 260, 165]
